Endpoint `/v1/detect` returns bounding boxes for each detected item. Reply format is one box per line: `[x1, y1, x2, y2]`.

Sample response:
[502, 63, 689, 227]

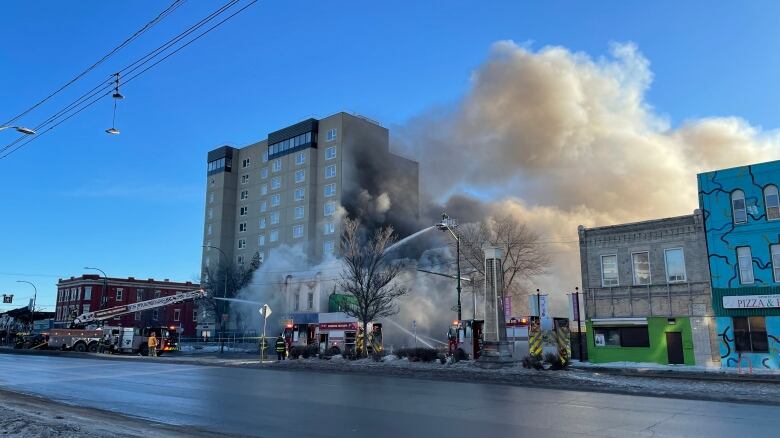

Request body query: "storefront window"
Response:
[594, 326, 650, 347]
[734, 316, 768, 353]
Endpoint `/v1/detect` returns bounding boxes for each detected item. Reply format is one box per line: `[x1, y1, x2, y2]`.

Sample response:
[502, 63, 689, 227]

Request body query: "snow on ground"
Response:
[573, 360, 780, 376]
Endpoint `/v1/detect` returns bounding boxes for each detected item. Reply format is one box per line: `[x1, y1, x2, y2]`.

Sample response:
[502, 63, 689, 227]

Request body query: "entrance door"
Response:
[666, 332, 684, 364]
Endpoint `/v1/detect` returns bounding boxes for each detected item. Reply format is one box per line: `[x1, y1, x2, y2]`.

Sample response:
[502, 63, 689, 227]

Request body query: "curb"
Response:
[571, 364, 780, 384]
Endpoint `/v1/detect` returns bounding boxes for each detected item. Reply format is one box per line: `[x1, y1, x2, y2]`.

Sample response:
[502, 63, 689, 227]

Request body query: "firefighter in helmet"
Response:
[275, 333, 286, 360]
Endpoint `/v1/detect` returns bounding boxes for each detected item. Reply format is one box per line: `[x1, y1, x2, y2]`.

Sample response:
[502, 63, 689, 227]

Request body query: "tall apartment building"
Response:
[201, 112, 419, 273]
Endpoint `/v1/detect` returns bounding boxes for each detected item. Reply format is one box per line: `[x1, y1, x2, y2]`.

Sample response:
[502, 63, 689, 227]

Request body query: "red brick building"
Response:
[55, 275, 200, 336]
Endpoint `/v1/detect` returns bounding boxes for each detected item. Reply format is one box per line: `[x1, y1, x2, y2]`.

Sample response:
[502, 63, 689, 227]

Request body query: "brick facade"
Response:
[55, 275, 200, 336]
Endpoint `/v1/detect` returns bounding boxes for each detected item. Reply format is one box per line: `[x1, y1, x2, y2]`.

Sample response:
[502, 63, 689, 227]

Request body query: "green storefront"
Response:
[586, 317, 695, 365]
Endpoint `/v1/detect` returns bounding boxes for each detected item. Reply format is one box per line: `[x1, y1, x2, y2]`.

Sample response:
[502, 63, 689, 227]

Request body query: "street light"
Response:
[436, 213, 462, 322]
[0, 126, 36, 135]
[15, 281, 37, 332]
[203, 245, 228, 353]
[84, 267, 108, 311]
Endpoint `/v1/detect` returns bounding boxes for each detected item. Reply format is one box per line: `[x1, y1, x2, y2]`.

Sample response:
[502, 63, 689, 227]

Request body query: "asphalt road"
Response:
[0, 355, 777, 437]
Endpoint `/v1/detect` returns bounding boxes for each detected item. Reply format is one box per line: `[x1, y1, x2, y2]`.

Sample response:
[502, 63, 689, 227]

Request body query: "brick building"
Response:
[578, 210, 719, 366]
[55, 275, 200, 336]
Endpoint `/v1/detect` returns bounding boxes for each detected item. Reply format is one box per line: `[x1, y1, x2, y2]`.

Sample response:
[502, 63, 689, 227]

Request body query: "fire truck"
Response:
[46, 289, 206, 355]
[448, 319, 484, 360]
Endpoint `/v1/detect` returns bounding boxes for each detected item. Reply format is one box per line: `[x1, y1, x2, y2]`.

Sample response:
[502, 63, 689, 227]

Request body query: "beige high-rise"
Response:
[201, 113, 419, 275]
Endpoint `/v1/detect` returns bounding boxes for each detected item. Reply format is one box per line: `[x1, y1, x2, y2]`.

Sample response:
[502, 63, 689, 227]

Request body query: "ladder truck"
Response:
[47, 289, 207, 355]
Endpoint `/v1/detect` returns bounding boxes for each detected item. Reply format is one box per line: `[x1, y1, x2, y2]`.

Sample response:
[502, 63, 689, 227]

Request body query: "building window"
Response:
[116, 289, 123, 301]
[327, 128, 337, 141]
[208, 208, 213, 219]
[294, 293, 300, 311]
[207, 224, 212, 235]
[241, 174, 249, 185]
[260, 201, 267, 212]
[272, 159, 281, 173]
[237, 255, 245, 265]
[238, 238, 247, 249]
[732, 189, 747, 224]
[270, 229, 279, 242]
[295, 169, 305, 183]
[324, 222, 335, 235]
[765, 185, 780, 220]
[261, 167, 268, 179]
[271, 194, 280, 207]
[324, 241, 335, 254]
[242, 158, 251, 168]
[593, 326, 650, 347]
[240, 190, 249, 200]
[259, 217, 266, 229]
[307, 292, 314, 310]
[294, 206, 304, 220]
[258, 234, 265, 247]
[209, 192, 214, 203]
[174, 309, 181, 322]
[239, 222, 247, 232]
[240, 206, 248, 216]
[261, 184, 268, 195]
[324, 183, 336, 197]
[737, 246, 754, 284]
[135, 311, 141, 321]
[294, 187, 305, 201]
[293, 224, 304, 239]
[631, 252, 651, 285]
[772, 244, 780, 282]
[209, 178, 215, 187]
[734, 316, 768, 353]
[270, 211, 280, 225]
[136, 290, 143, 301]
[262, 150, 268, 162]
[296, 151, 306, 165]
[600, 254, 619, 287]
[84, 287, 92, 300]
[155, 290, 161, 299]
[82, 304, 90, 314]
[326, 146, 336, 160]
[664, 248, 687, 283]
[324, 201, 336, 217]
[270, 177, 280, 190]
[325, 165, 336, 179]
[193, 310, 198, 322]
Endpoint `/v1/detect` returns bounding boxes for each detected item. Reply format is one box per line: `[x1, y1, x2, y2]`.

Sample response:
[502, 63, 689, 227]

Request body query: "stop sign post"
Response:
[259, 304, 272, 360]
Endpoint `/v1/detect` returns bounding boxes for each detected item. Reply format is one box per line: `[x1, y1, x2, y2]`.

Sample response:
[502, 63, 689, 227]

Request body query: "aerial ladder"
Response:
[71, 289, 208, 327]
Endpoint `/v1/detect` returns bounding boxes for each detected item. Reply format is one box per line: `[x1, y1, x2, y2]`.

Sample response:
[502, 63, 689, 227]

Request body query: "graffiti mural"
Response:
[699, 161, 780, 369]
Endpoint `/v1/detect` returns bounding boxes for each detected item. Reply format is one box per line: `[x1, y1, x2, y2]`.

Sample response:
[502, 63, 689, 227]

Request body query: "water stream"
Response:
[384, 318, 434, 348]
[214, 297, 265, 307]
[385, 226, 435, 253]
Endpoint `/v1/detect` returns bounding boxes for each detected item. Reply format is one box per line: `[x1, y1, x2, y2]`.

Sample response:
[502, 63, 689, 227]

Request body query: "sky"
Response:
[2, 0, 780, 313]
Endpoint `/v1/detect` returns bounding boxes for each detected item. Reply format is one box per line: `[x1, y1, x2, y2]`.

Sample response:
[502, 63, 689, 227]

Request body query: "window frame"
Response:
[600, 254, 619, 287]
[270, 194, 280, 207]
[324, 201, 336, 217]
[238, 238, 247, 249]
[764, 185, 780, 221]
[732, 189, 747, 224]
[295, 151, 306, 165]
[664, 248, 687, 283]
[293, 224, 304, 239]
[771, 244, 780, 282]
[295, 169, 305, 183]
[327, 128, 337, 141]
[737, 246, 755, 285]
[326, 146, 336, 160]
[239, 222, 247, 233]
[270, 229, 279, 242]
[270, 211, 280, 225]
[173, 309, 181, 322]
[733, 316, 768, 353]
[294, 205, 304, 220]
[324, 183, 336, 197]
[294, 187, 305, 201]
[272, 159, 281, 173]
[631, 251, 651, 285]
[325, 164, 336, 179]
[116, 288, 123, 301]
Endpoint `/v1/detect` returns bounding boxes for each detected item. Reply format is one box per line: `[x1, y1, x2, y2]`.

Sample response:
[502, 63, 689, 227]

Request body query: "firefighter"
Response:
[275, 333, 286, 360]
[148, 333, 158, 357]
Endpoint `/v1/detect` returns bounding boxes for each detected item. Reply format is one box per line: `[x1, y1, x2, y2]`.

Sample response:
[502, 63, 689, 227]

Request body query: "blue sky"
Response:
[2, 0, 779, 311]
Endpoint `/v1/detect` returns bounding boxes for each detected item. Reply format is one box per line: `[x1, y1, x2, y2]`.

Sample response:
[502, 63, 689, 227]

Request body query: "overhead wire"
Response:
[0, 0, 257, 160]
[1, 0, 186, 128]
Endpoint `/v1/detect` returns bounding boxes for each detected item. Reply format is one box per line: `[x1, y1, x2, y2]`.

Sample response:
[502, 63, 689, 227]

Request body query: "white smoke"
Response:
[395, 40, 780, 316]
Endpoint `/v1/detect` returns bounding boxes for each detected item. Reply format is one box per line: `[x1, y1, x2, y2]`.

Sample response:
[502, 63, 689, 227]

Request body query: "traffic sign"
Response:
[260, 304, 272, 318]
[2, 294, 12, 304]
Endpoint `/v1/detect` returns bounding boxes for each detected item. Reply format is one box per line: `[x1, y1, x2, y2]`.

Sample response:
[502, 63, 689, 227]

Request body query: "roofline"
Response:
[697, 159, 780, 177]
[57, 275, 198, 288]
[579, 211, 698, 234]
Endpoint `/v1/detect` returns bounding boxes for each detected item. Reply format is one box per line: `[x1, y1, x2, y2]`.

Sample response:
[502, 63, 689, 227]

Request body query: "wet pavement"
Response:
[0, 354, 777, 437]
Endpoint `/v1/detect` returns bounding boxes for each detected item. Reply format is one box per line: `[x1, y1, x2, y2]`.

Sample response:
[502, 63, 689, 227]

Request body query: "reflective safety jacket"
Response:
[275, 337, 286, 352]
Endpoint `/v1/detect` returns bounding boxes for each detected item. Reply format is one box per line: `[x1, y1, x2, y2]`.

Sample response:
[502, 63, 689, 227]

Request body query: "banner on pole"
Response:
[503, 296, 512, 319]
[529, 294, 548, 318]
[568, 293, 580, 321]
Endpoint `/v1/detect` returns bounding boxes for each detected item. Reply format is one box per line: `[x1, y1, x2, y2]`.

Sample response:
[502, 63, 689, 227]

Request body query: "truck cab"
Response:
[448, 319, 484, 360]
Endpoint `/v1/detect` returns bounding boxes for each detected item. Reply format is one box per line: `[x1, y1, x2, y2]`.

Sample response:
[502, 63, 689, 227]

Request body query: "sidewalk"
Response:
[572, 360, 780, 383]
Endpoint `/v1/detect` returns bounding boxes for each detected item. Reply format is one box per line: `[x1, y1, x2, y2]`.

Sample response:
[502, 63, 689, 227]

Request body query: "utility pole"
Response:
[84, 267, 108, 311]
[575, 286, 583, 361]
[16, 281, 37, 332]
[436, 213, 461, 321]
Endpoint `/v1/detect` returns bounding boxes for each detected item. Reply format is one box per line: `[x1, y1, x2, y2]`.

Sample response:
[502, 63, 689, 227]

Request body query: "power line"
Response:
[1, 0, 186, 127]
[0, 0, 258, 160]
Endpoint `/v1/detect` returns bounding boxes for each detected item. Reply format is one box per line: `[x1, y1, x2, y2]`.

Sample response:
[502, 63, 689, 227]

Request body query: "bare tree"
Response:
[456, 216, 549, 304]
[338, 218, 409, 357]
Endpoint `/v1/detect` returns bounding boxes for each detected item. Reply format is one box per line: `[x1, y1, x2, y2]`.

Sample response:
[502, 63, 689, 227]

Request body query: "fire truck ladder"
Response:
[71, 289, 208, 326]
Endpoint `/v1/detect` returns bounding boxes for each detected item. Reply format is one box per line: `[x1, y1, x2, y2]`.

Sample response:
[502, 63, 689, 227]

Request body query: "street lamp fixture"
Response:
[84, 267, 109, 311]
[435, 213, 462, 321]
[0, 126, 36, 135]
[105, 127, 120, 135]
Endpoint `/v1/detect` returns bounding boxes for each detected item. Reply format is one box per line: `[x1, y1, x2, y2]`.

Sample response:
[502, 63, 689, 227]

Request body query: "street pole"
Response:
[84, 267, 108, 312]
[456, 237, 462, 322]
[536, 289, 542, 318]
[575, 286, 583, 361]
[16, 281, 37, 332]
[262, 313, 267, 361]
